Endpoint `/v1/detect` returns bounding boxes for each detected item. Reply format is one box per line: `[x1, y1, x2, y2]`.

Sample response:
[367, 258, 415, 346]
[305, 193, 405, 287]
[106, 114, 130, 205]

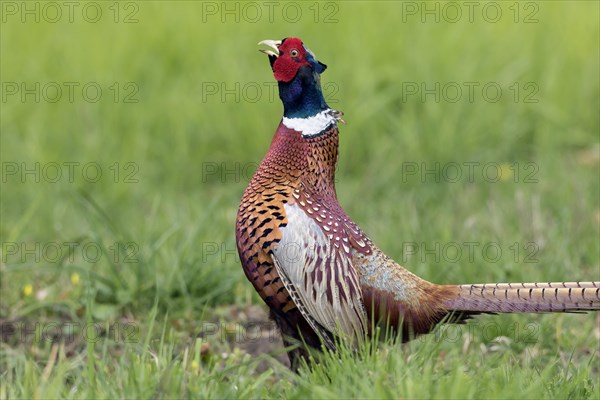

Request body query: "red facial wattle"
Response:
[273, 55, 309, 82]
[272, 38, 311, 82]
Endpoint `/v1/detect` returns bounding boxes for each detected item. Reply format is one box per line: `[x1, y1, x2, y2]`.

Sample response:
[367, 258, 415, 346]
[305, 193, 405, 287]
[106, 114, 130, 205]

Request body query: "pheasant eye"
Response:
[290, 49, 299, 57]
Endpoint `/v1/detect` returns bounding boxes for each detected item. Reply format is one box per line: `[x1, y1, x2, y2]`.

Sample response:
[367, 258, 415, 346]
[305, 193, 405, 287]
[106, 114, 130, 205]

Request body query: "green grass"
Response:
[1, 1, 599, 398]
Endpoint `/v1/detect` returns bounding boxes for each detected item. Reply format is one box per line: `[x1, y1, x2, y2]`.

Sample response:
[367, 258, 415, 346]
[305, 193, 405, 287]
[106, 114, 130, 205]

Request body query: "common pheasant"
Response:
[235, 37, 600, 370]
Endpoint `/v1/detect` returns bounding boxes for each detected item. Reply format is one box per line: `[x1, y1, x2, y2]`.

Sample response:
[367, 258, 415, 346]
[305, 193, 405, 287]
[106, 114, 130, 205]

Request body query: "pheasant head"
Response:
[259, 38, 329, 118]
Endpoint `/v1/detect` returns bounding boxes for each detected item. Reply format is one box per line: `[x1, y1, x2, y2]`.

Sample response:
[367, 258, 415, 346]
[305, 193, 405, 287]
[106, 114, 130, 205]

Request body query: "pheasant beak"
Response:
[258, 39, 281, 57]
[258, 39, 281, 68]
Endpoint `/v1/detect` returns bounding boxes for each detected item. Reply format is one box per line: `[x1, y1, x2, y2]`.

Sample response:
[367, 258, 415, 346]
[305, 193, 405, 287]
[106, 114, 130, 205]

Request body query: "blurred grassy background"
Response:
[1, 1, 599, 398]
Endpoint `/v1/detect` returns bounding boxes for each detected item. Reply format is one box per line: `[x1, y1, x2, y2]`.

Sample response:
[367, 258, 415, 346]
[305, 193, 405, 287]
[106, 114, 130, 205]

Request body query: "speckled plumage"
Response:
[236, 37, 600, 370]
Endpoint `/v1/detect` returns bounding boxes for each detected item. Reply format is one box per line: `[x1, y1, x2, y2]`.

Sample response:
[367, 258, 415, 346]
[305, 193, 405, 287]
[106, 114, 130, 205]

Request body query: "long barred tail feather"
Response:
[443, 281, 600, 313]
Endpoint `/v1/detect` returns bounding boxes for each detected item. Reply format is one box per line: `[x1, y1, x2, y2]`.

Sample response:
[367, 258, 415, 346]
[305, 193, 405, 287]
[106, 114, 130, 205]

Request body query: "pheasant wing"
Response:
[271, 203, 368, 348]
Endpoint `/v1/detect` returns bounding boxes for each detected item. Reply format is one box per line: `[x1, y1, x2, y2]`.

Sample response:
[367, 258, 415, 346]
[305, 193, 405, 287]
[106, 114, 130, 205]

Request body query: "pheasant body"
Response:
[236, 38, 600, 370]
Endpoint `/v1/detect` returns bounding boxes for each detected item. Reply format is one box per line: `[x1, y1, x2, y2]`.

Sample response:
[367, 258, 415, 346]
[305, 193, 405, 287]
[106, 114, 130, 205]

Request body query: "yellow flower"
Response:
[190, 360, 200, 372]
[70, 273, 81, 285]
[23, 284, 33, 297]
[499, 163, 513, 182]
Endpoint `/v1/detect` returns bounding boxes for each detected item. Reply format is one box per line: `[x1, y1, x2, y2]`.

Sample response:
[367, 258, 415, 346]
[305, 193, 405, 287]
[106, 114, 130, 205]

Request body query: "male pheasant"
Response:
[235, 37, 600, 370]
